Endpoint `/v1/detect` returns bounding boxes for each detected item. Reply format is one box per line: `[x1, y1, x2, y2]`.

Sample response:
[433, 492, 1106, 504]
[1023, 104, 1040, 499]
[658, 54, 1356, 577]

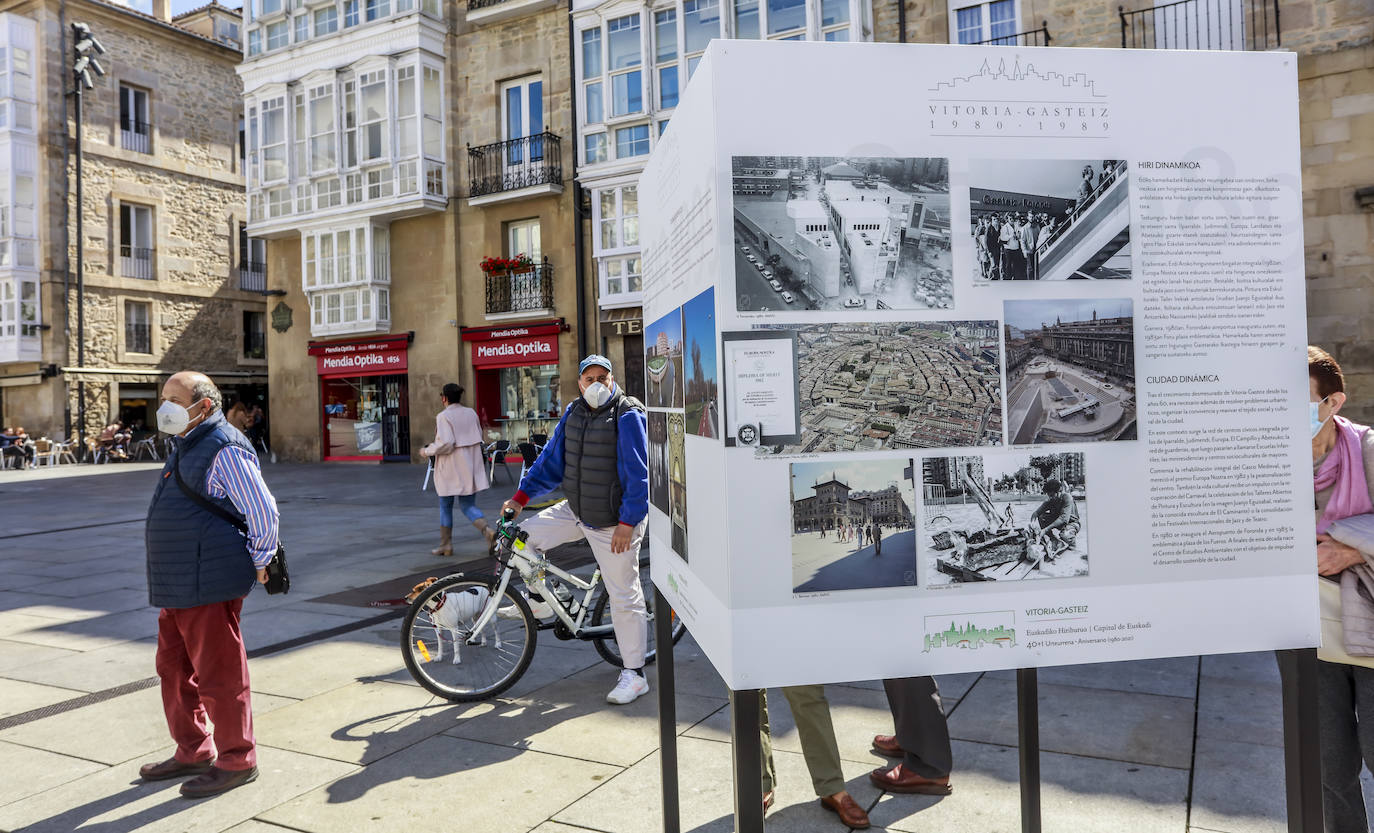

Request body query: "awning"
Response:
[598, 306, 642, 338]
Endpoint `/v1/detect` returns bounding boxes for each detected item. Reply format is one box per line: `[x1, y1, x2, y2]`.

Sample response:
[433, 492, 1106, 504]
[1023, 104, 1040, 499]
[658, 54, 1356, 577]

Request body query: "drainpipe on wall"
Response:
[568, 3, 589, 360]
[59, 0, 73, 439]
[897, 0, 907, 42]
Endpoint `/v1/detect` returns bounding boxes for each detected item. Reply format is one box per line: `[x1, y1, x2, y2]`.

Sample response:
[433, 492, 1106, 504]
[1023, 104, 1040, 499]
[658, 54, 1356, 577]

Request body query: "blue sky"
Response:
[110, 0, 240, 18]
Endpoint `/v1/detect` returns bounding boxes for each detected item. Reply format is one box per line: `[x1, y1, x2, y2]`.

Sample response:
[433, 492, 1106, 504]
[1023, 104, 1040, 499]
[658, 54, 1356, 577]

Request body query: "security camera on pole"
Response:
[70, 22, 105, 453]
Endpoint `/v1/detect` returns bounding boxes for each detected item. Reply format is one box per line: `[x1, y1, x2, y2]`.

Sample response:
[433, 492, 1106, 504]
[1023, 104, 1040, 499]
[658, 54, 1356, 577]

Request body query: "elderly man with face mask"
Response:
[138, 371, 278, 799]
[503, 354, 651, 705]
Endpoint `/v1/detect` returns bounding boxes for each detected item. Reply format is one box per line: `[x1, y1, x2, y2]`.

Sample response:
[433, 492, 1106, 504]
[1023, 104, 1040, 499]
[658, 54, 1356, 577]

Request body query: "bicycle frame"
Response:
[462, 527, 608, 643]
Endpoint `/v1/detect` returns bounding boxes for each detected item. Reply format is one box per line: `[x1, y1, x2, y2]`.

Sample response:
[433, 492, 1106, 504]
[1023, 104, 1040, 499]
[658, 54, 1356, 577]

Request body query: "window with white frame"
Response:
[119, 85, 151, 153]
[655, 10, 679, 110]
[733, 0, 759, 38]
[292, 92, 306, 177]
[341, 79, 357, 167]
[125, 300, 152, 354]
[119, 203, 154, 279]
[607, 14, 641, 118]
[584, 133, 607, 164]
[261, 0, 283, 16]
[265, 20, 288, 49]
[313, 5, 338, 34]
[293, 13, 308, 42]
[260, 96, 286, 182]
[506, 218, 542, 261]
[615, 124, 649, 158]
[601, 255, 643, 299]
[396, 66, 416, 157]
[596, 185, 638, 254]
[359, 70, 387, 162]
[767, 0, 806, 36]
[248, 29, 261, 55]
[821, 0, 850, 39]
[422, 66, 442, 159]
[308, 84, 335, 173]
[581, 28, 603, 125]
[502, 75, 543, 143]
[952, 0, 1016, 43]
[344, 0, 359, 26]
[365, 0, 390, 21]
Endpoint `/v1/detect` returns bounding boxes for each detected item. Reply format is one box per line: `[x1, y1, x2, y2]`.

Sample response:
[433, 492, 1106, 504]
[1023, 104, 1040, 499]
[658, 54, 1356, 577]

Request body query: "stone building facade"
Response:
[0, 0, 262, 445]
[239, 0, 584, 462]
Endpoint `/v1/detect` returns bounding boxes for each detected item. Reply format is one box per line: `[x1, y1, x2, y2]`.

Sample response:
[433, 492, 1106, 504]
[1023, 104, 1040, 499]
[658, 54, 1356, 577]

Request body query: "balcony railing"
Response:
[1120, 0, 1279, 49]
[468, 132, 563, 199]
[485, 262, 554, 315]
[125, 323, 151, 354]
[239, 262, 267, 292]
[120, 246, 154, 280]
[972, 23, 1052, 46]
[121, 121, 151, 154]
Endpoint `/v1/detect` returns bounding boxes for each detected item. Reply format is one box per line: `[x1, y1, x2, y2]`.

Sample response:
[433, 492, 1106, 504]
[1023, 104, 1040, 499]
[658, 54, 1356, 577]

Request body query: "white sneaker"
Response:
[606, 669, 650, 705]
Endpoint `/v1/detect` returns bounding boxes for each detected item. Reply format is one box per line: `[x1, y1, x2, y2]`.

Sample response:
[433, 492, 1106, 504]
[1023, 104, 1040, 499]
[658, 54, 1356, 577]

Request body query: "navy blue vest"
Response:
[145, 411, 259, 609]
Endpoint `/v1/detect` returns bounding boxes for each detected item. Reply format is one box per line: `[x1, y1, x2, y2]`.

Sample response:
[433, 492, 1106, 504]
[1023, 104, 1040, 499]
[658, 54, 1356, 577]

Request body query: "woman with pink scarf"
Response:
[1304, 346, 1374, 833]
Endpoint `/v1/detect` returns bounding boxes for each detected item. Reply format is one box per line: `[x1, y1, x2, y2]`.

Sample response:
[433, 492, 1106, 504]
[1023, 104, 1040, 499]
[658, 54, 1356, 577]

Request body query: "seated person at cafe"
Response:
[1, 426, 35, 469]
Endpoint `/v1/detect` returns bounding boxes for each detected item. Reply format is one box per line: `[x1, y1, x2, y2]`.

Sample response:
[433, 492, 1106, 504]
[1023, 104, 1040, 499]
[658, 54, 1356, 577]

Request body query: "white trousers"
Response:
[520, 500, 647, 669]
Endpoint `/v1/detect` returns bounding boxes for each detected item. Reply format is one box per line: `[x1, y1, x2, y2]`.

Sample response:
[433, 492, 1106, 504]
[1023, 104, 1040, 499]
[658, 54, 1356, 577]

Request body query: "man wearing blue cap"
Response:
[503, 354, 652, 704]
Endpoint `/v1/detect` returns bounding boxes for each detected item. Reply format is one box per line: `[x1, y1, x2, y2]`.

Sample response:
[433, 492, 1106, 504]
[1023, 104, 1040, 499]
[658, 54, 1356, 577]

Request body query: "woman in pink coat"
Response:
[420, 383, 492, 556]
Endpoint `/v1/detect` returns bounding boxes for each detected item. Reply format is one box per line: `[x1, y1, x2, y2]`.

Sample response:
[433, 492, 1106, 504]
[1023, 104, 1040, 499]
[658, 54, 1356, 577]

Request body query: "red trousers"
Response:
[155, 598, 256, 771]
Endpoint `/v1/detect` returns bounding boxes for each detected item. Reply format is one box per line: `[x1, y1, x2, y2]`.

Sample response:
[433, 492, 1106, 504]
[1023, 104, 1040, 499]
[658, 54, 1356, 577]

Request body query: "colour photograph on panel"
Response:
[682, 287, 719, 439]
[791, 458, 918, 593]
[760, 322, 1003, 455]
[644, 307, 685, 408]
[732, 156, 953, 312]
[668, 412, 688, 561]
[968, 158, 1130, 283]
[921, 452, 1089, 584]
[1004, 299, 1136, 445]
[647, 411, 669, 516]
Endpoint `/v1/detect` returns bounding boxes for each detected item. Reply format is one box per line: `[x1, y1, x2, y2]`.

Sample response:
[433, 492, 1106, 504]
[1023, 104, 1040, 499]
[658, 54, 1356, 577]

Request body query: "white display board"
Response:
[640, 40, 1314, 690]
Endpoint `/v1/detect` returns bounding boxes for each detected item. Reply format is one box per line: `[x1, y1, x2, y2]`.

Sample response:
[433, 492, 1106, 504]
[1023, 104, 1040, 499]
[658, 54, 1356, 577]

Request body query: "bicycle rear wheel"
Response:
[590, 560, 687, 668]
[400, 573, 537, 701]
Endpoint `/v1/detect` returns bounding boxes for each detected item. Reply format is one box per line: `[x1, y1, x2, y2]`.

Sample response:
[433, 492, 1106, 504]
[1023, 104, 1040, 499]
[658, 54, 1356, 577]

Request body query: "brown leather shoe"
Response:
[869, 763, 952, 795]
[179, 765, 259, 798]
[138, 757, 215, 781]
[820, 792, 871, 828]
[871, 734, 903, 758]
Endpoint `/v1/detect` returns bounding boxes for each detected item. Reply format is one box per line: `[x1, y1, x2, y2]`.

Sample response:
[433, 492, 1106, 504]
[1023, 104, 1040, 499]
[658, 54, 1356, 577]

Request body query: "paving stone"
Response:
[1189, 735, 1287, 833]
[987, 656, 1200, 699]
[252, 679, 491, 765]
[18, 588, 154, 619]
[0, 684, 296, 765]
[1201, 651, 1282, 685]
[554, 734, 883, 833]
[0, 744, 355, 833]
[447, 665, 726, 766]
[1, 637, 157, 693]
[1196, 674, 1284, 748]
[873, 739, 1189, 833]
[0, 677, 83, 719]
[248, 625, 416, 700]
[0, 638, 78, 672]
[259, 734, 617, 833]
[0, 740, 104, 806]
[947, 677, 1195, 769]
[684, 681, 902, 767]
[26, 570, 149, 598]
[239, 609, 362, 653]
[0, 607, 159, 652]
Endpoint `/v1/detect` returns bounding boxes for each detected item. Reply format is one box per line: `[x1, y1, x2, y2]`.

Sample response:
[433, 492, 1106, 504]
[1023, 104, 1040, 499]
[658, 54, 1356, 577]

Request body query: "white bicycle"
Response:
[401, 509, 687, 701]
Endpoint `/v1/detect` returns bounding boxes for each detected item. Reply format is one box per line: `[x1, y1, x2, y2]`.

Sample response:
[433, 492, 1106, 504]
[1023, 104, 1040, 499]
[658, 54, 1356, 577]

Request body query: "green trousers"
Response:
[759, 685, 845, 798]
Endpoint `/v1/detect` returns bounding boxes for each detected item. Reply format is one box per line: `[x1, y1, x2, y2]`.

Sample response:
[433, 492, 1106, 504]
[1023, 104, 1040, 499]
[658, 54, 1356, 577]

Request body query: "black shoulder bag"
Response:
[173, 458, 290, 595]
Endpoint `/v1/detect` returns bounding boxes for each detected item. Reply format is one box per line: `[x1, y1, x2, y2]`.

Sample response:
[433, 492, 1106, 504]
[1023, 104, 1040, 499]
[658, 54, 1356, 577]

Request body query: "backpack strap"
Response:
[173, 453, 248, 535]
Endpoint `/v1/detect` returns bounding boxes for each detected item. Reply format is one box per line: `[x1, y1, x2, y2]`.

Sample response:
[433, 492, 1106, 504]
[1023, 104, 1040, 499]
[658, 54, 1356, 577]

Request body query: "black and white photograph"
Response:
[921, 453, 1089, 584]
[647, 411, 669, 516]
[1004, 299, 1136, 445]
[761, 321, 1003, 455]
[644, 307, 685, 408]
[968, 158, 1130, 283]
[668, 412, 688, 561]
[732, 156, 953, 312]
[791, 459, 918, 593]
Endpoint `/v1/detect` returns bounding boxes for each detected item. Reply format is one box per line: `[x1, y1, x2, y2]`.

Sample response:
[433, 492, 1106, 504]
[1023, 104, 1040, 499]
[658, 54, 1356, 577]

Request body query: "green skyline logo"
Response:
[924, 618, 1017, 652]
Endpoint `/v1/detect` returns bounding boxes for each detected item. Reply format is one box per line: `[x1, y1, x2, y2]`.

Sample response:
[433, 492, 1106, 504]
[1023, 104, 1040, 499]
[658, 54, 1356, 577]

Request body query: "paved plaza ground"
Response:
[0, 460, 1353, 832]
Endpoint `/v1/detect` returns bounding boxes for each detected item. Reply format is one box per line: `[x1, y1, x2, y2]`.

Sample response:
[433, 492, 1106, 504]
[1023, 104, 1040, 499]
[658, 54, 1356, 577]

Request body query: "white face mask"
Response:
[582, 381, 614, 409]
[1311, 397, 1330, 439]
[157, 400, 200, 435]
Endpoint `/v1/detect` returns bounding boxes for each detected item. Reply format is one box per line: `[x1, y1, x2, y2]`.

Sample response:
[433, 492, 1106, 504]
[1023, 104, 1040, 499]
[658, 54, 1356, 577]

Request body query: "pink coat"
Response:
[422, 404, 489, 497]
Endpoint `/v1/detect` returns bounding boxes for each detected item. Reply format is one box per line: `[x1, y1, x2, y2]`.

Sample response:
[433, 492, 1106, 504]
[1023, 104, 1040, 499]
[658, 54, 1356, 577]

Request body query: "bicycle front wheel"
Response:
[590, 560, 687, 668]
[400, 573, 537, 702]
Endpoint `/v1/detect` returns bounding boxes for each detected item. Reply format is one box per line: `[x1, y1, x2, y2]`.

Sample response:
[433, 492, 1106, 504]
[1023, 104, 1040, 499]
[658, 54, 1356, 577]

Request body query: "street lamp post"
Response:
[70, 23, 105, 452]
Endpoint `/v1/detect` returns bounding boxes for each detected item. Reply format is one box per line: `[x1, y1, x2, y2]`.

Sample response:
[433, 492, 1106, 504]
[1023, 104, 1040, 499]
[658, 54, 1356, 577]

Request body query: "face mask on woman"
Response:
[1311, 396, 1331, 439]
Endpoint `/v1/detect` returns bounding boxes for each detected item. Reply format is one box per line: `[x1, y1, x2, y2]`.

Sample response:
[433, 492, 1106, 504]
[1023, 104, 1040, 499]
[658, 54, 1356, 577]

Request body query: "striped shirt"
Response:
[205, 445, 280, 568]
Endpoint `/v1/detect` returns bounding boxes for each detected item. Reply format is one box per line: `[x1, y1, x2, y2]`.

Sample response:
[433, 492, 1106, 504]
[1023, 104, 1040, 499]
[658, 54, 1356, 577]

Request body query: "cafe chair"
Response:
[517, 442, 543, 483]
[131, 434, 161, 461]
[485, 439, 512, 484]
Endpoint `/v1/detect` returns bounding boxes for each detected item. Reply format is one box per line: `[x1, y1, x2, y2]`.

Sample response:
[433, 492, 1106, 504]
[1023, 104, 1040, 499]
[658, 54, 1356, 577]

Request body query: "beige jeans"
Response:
[519, 500, 648, 669]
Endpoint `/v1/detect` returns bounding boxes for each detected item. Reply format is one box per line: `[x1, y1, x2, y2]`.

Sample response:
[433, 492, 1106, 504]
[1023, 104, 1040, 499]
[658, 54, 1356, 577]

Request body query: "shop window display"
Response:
[499, 365, 560, 420]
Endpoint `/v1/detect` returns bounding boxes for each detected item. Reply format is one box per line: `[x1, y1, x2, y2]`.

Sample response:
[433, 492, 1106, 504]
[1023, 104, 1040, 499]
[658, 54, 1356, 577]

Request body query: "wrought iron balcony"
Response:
[120, 246, 154, 280]
[468, 132, 563, 201]
[1120, 0, 1279, 49]
[485, 262, 555, 315]
[972, 23, 1051, 46]
[239, 262, 267, 292]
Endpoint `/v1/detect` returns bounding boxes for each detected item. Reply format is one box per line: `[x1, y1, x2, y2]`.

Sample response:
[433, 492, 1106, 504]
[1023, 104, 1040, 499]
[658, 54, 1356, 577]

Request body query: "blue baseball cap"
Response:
[579, 354, 613, 374]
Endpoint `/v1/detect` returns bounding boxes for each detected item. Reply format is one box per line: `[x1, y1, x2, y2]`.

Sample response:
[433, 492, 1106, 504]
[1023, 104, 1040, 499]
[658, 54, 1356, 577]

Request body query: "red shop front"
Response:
[308, 333, 412, 461]
[460, 320, 564, 441]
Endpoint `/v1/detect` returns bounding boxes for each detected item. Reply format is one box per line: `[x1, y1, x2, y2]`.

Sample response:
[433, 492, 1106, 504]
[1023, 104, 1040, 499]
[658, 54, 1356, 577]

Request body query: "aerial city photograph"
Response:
[762, 321, 1003, 455]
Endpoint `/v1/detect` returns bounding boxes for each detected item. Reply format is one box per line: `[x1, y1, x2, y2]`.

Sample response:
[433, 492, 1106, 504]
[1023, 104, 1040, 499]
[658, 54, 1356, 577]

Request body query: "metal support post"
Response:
[656, 587, 680, 833]
[1278, 648, 1323, 833]
[1017, 668, 1042, 833]
[730, 688, 765, 833]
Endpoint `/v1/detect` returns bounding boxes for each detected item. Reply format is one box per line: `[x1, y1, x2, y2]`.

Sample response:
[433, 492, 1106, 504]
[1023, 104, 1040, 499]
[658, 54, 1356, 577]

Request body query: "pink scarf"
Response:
[1315, 415, 1373, 535]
